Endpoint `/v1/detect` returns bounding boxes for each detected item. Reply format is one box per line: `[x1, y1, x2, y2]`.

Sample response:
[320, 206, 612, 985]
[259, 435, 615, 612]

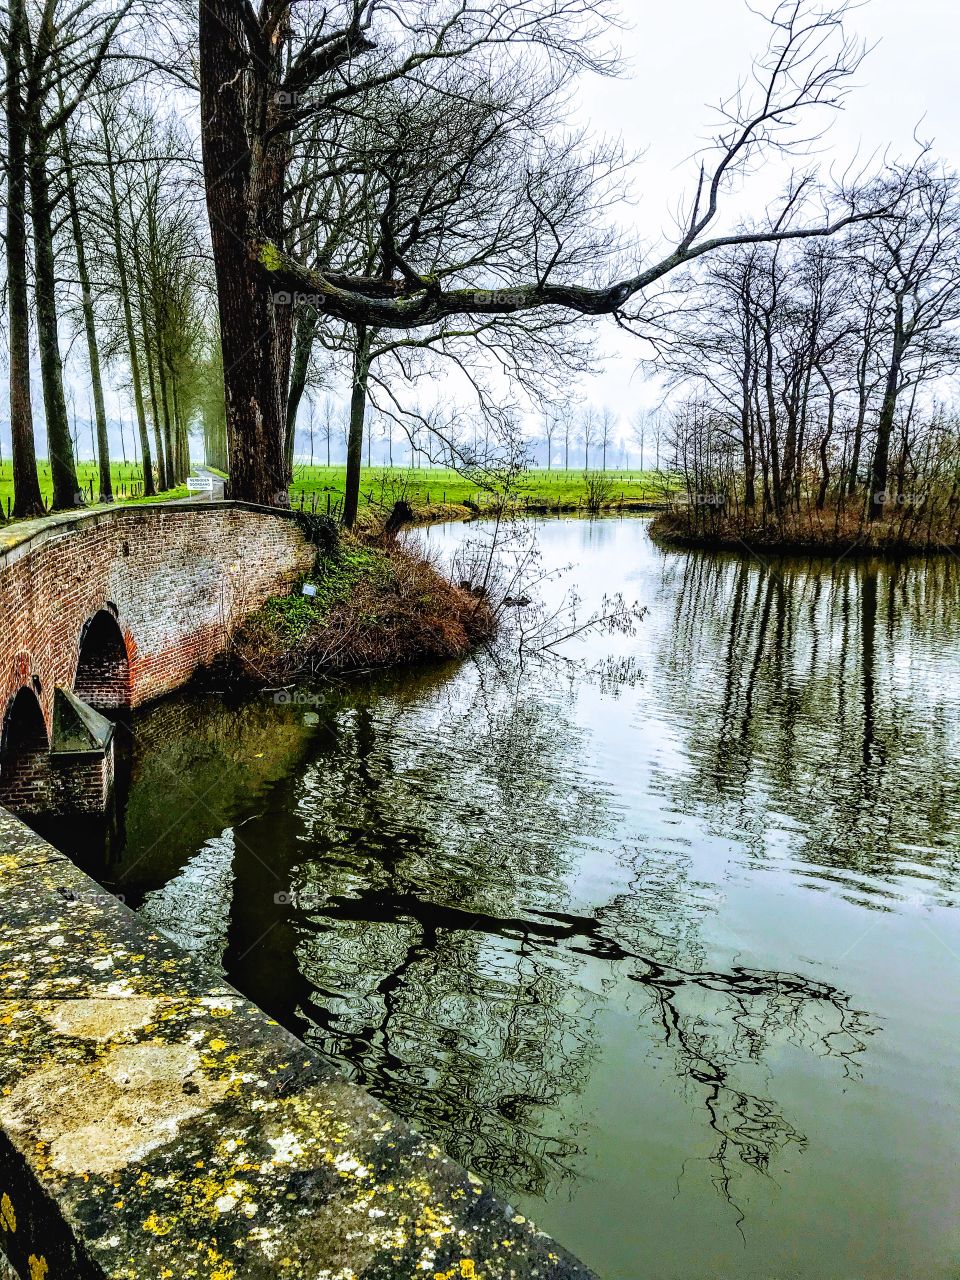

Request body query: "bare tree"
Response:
[579, 406, 598, 470]
[598, 406, 617, 471]
[543, 407, 562, 471]
[190, 0, 887, 504]
[4, 0, 43, 514]
[631, 410, 647, 472]
[859, 164, 960, 518]
[5, 0, 138, 509]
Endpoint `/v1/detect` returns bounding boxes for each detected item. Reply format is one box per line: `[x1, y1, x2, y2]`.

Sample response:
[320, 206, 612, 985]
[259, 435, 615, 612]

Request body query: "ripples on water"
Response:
[62, 519, 960, 1280]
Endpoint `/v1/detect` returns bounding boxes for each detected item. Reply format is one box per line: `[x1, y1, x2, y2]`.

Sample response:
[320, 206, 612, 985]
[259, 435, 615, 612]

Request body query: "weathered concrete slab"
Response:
[0, 808, 596, 1279]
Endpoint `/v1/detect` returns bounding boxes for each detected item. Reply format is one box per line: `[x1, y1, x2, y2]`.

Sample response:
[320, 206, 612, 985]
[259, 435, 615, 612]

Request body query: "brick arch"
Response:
[0, 504, 314, 725]
[74, 609, 131, 714]
[0, 686, 50, 812]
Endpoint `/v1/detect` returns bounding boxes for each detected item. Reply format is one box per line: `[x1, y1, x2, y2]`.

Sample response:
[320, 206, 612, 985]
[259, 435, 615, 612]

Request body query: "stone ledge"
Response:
[0, 500, 305, 569]
[0, 809, 596, 1280]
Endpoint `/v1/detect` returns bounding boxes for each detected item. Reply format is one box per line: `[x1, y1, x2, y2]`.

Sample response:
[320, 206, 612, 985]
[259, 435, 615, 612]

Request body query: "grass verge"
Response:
[0, 461, 189, 515]
[288, 465, 678, 519]
[231, 529, 494, 684]
[651, 504, 960, 556]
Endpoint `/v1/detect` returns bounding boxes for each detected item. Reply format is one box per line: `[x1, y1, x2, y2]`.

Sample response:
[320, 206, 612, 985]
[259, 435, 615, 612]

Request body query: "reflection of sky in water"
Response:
[81, 519, 960, 1280]
[140, 828, 235, 965]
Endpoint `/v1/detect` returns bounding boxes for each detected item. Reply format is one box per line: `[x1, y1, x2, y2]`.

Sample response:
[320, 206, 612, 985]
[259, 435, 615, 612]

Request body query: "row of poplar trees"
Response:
[3, 0, 216, 517]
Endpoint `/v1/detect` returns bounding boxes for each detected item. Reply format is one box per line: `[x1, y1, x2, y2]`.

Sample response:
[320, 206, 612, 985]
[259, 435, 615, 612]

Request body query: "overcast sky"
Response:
[570, 0, 960, 430]
[11, 0, 960, 467]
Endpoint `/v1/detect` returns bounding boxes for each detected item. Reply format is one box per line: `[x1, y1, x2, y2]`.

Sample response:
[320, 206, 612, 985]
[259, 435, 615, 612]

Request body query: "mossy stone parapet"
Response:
[0, 808, 596, 1280]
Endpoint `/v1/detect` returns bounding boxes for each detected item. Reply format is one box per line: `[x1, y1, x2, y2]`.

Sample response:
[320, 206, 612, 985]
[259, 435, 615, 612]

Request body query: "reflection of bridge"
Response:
[0, 499, 314, 817]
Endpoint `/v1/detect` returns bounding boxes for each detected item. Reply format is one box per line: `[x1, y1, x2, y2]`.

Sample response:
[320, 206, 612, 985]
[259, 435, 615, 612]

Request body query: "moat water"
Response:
[63, 518, 960, 1279]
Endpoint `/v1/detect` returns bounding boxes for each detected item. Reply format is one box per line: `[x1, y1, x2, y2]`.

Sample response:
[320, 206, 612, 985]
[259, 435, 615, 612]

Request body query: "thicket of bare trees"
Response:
[190, 0, 904, 508]
[648, 161, 960, 548]
[1, 0, 208, 513]
[0, 0, 950, 540]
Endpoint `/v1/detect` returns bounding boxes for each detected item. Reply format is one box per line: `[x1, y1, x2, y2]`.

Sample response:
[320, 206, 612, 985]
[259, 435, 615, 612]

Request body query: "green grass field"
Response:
[0, 461, 188, 515]
[288, 465, 677, 514]
[0, 460, 674, 521]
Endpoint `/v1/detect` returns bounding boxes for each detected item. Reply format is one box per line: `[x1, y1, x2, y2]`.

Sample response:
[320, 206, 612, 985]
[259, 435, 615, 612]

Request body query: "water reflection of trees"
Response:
[597, 844, 872, 1216]
[81, 635, 885, 1218]
[240, 661, 877, 1212]
[658, 552, 960, 903]
[277, 668, 613, 1198]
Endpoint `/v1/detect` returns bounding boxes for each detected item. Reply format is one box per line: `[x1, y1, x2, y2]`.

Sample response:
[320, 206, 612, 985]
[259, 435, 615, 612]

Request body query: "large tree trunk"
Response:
[61, 123, 112, 502]
[343, 325, 373, 529]
[199, 0, 292, 507]
[27, 125, 80, 510]
[869, 302, 905, 522]
[101, 118, 154, 495]
[5, 0, 43, 518]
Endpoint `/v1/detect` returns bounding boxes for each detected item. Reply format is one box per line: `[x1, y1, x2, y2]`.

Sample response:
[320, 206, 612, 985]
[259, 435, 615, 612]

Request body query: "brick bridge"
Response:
[0, 497, 597, 1280]
[0, 500, 315, 817]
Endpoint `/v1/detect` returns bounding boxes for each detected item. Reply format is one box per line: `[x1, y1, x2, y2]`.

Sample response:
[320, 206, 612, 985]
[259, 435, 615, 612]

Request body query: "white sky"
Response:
[570, 0, 960, 433]
[11, 0, 960, 466]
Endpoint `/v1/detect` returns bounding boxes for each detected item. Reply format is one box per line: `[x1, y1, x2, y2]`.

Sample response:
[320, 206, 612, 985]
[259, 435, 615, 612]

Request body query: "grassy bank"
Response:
[0, 461, 676, 520]
[651, 504, 960, 556]
[288, 465, 677, 519]
[0, 461, 188, 515]
[231, 526, 494, 684]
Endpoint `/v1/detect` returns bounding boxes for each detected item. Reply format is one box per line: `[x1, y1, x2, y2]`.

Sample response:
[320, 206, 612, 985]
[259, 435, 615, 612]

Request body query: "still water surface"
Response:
[66, 519, 960, 1279]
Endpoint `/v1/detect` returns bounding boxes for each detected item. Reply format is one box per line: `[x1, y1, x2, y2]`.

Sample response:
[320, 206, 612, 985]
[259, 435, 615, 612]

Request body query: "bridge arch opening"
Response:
[0, 686, 50, 812]
[74, 610, 131, 713]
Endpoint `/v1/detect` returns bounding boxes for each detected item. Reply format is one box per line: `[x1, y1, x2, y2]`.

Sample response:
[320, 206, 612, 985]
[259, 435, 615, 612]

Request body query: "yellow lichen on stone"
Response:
[143, 1212, 174, 1236]
[206, 1248, 236, 1280]
[1, 1191, 16, 1231]
[28, 1256, 48, 1280]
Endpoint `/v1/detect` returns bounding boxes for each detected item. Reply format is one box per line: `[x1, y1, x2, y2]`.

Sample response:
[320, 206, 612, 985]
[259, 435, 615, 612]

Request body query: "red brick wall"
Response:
[0, 503, 315, 735]
[73, 614, 132, 711]
[0, 748, 115, 817]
